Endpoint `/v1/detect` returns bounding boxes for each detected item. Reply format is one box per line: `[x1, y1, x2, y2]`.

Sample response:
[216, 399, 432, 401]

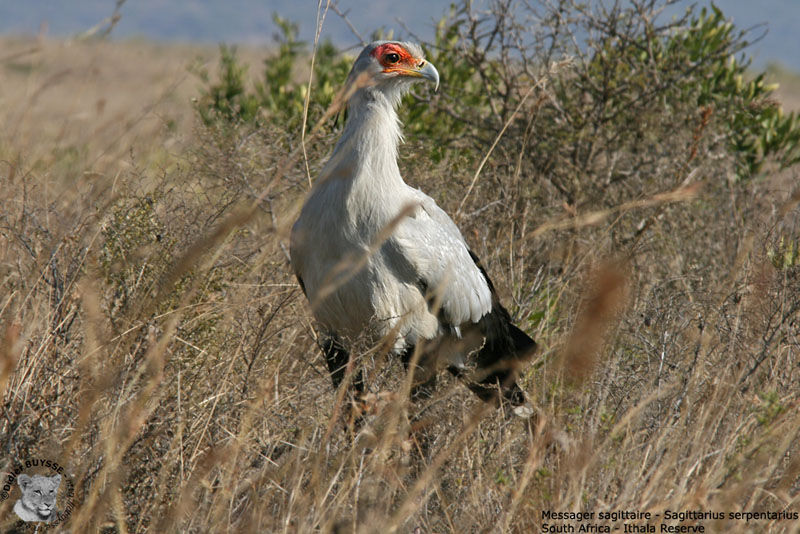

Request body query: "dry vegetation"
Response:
[1, 4, 800, 532]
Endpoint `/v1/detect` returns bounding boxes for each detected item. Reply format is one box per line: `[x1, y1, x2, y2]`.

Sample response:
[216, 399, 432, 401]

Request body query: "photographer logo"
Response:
[2, 458, 74, 527]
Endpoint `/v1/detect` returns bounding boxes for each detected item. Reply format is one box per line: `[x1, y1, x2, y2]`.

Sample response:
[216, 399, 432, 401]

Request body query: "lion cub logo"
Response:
[13, 474, 61, 523]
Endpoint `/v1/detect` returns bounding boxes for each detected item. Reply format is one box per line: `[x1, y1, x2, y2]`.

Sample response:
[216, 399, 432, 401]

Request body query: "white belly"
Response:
[301, 242, 440, 352]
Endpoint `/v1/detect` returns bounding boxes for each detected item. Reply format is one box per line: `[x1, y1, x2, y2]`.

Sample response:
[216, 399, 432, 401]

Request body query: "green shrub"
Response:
[194, 44, 261, 125]
[417, 1, 800, 201]
[194, 14, 351, 130]
[196, 2, 800, 197]
[665, 5, 800, 178]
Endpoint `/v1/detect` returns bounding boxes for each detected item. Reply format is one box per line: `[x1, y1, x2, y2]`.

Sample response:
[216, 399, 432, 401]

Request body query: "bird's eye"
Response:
[385, 53, 400, 64]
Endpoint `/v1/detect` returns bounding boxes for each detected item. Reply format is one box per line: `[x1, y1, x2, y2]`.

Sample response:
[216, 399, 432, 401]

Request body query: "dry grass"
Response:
[1, 35, 799, 534]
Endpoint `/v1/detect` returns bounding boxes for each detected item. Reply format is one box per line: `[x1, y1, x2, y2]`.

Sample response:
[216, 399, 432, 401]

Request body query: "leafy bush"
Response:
[421, 1, 800, 206]
[196, 2, 800, 197]
[666, 5, 800, 177]
[194, 44, 261, 125]
[194, 14, 351, 129]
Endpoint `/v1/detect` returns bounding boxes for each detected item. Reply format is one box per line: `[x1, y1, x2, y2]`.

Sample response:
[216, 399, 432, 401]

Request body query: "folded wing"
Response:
[393, 192, 492, 327]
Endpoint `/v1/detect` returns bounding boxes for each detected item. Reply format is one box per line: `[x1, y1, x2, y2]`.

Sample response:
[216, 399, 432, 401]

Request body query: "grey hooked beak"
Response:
[417, 60, 440, 92]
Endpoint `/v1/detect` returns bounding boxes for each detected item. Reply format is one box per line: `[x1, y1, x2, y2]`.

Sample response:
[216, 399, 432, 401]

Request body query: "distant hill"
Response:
[1, 0, 798, 70]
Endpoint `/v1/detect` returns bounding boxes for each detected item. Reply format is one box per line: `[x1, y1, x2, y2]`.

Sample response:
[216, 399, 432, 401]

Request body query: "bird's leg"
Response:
[400, 345, 437, 401]
[323, 336, 364, 394]
[323, 336, 370, 429]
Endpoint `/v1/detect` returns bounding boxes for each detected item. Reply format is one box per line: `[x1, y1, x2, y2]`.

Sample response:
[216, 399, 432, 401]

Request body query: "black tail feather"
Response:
[468, 304, 536, 406]
[508, 322, 537, 359]
[467, 250, 537, 406]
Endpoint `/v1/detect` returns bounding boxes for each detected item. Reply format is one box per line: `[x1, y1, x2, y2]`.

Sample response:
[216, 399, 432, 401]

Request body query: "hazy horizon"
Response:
[1, 0, 798, 70]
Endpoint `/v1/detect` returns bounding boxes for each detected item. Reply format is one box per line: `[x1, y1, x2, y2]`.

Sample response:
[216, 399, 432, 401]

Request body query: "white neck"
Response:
[323, 86, 408, 193]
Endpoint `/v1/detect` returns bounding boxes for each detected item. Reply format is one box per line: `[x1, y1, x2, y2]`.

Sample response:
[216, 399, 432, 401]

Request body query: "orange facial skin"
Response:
[370, 43, 425, 76]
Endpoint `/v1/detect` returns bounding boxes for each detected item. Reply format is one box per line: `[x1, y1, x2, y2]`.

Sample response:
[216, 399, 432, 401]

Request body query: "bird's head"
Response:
[345, 41, 439, 106]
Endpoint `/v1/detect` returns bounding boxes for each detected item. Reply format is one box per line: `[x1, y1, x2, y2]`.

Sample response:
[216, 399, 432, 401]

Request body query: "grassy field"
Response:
[1, 31, 799, 534]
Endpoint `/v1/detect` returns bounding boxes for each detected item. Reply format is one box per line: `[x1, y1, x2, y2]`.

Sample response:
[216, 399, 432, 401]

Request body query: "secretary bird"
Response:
[291, 41, 536, 415]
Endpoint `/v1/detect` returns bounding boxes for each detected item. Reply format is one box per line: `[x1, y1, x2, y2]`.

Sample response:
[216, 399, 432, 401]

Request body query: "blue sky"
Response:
[1, 1, 798, 69]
